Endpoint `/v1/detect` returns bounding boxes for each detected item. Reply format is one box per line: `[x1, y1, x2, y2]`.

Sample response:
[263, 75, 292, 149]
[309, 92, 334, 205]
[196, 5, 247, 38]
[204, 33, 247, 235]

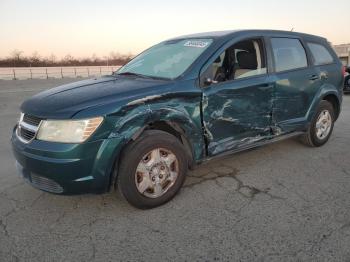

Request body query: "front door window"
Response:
[203, 39, 267, 86]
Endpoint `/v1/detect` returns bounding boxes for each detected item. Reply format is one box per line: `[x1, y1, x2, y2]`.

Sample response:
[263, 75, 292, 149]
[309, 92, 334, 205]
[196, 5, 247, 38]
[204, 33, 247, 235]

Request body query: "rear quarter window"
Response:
[271, 38, 308, 72]
[307, 42, 334, 65]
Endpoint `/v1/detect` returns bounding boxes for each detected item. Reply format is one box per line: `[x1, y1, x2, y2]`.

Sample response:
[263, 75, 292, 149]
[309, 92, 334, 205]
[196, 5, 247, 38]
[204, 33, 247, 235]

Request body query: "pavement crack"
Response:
[341, 222, 350, 230]
[30, 192, 45, 207]
[0, 192, 21, 204]
[232, 176, 285, 200]
[185, 168, 286, 201]
[341, 168, 350, 176]
[0, 218, 9, 237]
[54, 211, 67, 225]
[89, 234, 96, 260]
[0, 181, 25, 194]
[184, 168, 239, 188]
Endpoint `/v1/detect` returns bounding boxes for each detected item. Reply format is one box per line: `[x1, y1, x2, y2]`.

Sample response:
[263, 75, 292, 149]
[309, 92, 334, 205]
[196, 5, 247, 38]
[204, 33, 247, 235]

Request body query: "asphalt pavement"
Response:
[1, 78, 350, 262]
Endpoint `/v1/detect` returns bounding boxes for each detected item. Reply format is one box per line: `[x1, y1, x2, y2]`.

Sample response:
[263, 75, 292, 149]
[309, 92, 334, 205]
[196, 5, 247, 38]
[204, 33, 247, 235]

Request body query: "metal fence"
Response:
[0, 66, 121, 80]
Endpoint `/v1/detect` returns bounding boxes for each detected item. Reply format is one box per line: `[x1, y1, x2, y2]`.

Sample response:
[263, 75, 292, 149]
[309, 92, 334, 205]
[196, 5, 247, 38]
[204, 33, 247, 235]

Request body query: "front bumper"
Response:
[11, 129, 124, 194]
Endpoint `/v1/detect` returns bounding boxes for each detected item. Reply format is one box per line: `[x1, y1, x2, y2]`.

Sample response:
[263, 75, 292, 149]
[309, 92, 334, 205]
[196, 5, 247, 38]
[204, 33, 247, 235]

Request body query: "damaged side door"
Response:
[200, 37, 274, 156]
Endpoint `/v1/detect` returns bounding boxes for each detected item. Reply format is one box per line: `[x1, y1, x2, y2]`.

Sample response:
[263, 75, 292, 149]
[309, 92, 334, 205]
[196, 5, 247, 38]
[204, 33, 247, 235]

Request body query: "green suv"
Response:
[11, 30, 344, 208]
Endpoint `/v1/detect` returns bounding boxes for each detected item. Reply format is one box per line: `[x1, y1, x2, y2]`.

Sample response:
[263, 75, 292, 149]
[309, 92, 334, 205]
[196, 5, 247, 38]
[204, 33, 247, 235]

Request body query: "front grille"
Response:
[30, 173, 64, 194]
[19, 128, 35, 140]
[23, 114, 42, 126]
[16, 113, 42, 143]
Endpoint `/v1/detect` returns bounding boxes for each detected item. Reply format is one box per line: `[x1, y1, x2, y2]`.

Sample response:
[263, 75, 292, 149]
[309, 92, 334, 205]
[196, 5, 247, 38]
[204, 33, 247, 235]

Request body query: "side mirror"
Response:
[204, 77, 218, 86]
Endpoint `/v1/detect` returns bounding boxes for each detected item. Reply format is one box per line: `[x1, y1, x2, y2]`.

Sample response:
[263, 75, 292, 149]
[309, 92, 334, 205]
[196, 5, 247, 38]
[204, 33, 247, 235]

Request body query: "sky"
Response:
[0, 0, 349, 59]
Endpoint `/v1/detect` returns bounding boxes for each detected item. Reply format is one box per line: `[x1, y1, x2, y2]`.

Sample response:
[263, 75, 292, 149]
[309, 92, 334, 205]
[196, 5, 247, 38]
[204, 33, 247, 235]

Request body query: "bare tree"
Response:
[10, 49, 23, 66]
[48, 53, 56, 64]
[91, 53, 100, 64]
[109, 51, 120, 60]
[103, 55, 109, 66]
[0, 50, 131, 67]
[62, 54, 74, 65]
[30, 51, 41, 66]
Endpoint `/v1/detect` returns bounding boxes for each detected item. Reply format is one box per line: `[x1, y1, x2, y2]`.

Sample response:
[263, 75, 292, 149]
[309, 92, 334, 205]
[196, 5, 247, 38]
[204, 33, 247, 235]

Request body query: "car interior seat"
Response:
[234, 51, 258, 79]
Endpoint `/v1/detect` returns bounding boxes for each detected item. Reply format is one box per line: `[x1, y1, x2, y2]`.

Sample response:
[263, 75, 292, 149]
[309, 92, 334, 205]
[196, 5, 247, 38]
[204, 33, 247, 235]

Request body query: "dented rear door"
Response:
[202, 76, 273, 156]
[268, 37, 320, 133]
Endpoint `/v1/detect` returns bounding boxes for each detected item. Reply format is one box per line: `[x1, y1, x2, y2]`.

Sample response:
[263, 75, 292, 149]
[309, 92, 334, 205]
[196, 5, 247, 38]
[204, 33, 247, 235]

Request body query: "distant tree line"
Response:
[0, 50, 133, 67]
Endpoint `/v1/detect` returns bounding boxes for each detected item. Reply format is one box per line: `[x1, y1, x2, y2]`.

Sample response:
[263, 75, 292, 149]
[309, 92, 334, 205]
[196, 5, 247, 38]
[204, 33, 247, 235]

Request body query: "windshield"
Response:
[117, 38, 213, 79]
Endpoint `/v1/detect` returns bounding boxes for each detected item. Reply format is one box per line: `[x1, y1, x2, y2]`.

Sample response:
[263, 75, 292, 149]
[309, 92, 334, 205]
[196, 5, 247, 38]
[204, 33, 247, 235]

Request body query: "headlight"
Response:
[37, 117, 103, 143]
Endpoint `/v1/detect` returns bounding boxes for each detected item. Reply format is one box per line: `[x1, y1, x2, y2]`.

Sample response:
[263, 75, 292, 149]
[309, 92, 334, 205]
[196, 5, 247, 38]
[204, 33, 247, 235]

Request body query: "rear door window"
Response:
[271, 38, 308, 72]
[307, 43, 334, 65]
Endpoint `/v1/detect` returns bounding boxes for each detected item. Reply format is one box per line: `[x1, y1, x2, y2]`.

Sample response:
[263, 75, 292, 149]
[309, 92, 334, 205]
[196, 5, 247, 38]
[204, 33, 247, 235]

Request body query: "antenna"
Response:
[290, 28, 294, 32]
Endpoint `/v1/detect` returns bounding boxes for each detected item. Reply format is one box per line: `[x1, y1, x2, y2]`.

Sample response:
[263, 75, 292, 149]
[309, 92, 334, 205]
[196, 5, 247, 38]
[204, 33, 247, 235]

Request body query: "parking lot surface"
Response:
[1, 78, 350, 262]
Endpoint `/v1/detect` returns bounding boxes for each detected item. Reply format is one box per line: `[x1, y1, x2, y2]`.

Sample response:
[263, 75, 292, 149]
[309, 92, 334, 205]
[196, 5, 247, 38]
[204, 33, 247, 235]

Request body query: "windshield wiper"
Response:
[115, 72, 170, 81]
[116, 72, 151, 78]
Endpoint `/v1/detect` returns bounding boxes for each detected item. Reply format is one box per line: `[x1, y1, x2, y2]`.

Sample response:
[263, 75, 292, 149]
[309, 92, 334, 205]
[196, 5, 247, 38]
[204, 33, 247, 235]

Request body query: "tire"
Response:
[301, 100, 334, 147]
[117, 130, 188, 209]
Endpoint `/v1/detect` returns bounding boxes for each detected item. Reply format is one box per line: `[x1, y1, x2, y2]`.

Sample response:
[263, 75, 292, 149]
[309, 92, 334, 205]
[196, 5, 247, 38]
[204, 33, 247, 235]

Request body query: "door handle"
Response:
[259, 83, 274, 90]
[309, 75, 319, 81]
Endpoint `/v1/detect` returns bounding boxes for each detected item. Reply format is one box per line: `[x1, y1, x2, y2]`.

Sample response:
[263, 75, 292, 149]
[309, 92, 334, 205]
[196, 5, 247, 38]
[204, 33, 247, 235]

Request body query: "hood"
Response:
[21, 76, 171, 119]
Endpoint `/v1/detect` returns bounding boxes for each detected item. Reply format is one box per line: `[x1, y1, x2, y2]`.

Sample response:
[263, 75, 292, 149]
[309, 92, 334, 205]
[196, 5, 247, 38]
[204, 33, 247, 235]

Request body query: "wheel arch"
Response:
[107, 108, 205, 190]
[321, 93, 341, 121]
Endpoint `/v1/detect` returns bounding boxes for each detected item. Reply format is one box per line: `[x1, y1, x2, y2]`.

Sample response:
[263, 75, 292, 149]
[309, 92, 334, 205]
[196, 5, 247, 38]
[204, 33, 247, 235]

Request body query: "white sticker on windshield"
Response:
[184, 41, 209, 48]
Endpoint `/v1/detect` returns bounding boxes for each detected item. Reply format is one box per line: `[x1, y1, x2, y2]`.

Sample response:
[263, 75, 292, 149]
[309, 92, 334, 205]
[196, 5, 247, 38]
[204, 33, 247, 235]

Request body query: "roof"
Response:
[170, 30, 240, 39]
[169, 29, 326, 41]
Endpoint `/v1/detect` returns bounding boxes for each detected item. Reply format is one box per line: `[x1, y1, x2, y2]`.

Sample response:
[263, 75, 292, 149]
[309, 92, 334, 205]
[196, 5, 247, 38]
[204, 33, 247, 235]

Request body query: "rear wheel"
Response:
[117, 130, 188, 209]
[301, 100, 334, 147]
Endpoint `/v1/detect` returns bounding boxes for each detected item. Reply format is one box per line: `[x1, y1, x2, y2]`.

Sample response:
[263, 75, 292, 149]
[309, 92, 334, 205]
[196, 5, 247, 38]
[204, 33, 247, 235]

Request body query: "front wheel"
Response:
[301, 100, 334, 147]
[117, 130, 188, 209]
